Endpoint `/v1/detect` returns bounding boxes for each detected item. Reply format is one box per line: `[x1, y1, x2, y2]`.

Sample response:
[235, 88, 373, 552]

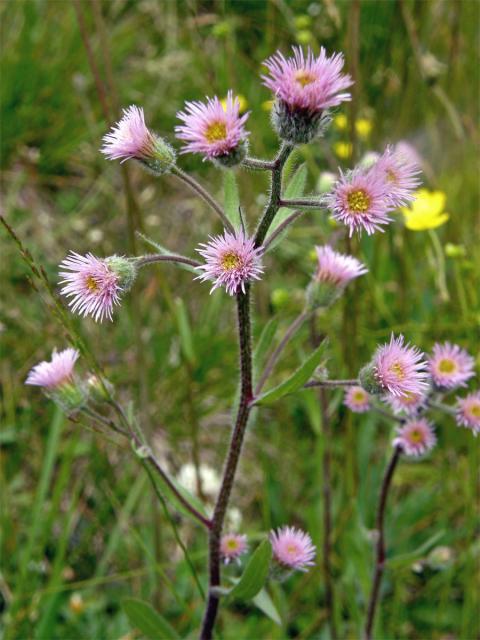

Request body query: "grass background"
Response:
[1, 1, 479, 638]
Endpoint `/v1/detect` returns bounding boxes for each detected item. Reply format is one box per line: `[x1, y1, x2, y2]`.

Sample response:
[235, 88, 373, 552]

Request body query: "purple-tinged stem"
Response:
[278, 198, 324, 209]
[136, 254, 201, 269]
[304, 379, 359, 389]
[263, 209, 306, 251]
[364, 446, 402, 640]
[242, 156, 276, 171]
[200, 287, 253, 640]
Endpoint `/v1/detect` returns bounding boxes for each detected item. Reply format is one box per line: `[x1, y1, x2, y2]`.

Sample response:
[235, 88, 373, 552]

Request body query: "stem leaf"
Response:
[122, 597, 180, 639]
[223, 170, 242, 231]
[174, 298, 196, 366]
[252, 588, 282, 625]
[226, 540, 272, 602]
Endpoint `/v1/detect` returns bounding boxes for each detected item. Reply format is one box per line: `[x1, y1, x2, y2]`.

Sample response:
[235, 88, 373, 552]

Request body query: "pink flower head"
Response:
[344, 386, 371, 413]
[456, 391, 480, 436]
[195, 230, 263, 296]
[326, 167, 392, 237]
[314, 245, 368, 287]
[59, 252, 125, 322]
[270, 526, 316, 572]
[220, 533, 248, 564]
[373, 334, 429, 398]
[25, 348, 79, 389]
[385, 390, 427, 416]
[373, 145, 422, 208]
[393, 418, 436, 457]
[429, 342, 475, 390]
[175, 91, 249, 160]
[262, 46, 352, 114]
[101, 106, 158, 162]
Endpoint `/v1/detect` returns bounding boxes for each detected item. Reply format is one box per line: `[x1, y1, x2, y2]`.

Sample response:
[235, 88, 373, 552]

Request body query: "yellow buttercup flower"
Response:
[401, 189, 450, 231]
[333, 114, 348, 131]
[221, 94, 248, 113]
[333, 141, 352, 159]
[355, 117, 373, 139]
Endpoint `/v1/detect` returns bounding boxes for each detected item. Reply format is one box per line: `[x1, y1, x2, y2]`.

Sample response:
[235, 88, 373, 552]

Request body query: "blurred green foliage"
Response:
[1, 1, 479, 639]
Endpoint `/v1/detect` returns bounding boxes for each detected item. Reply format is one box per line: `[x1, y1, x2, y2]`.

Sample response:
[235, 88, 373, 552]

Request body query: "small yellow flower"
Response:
[401, 189, 450, 231]
[261, 99, 274, 112]
[220, 94, 248, 113]
[333, 141, 352, 159]
[69, 593, 85, 615]
[355, 117, 373, 139]
[295, 29, 313, 45]
[333, 114, 348, 131]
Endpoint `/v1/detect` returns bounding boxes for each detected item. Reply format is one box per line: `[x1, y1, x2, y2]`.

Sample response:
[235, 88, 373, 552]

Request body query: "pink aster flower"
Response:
[393, 418, 436, 457]
[25, 348, 79, 389]
[101, 106, 157, 162]
[195, 230, 263, 296]
[175, 91, 249, 160]
[456, 391, 480, 436]
[373, 145, 422, 208]
[344, 386, 371, 413]
[385, 390, 427, 416]
[373, 334, 429, 398]
[220, 533, 248, 565]
[59, 252, 127, 322]
[314, 245, 368, 287]
[262, 46, 352, 114]
[270, 526, 316, 572]
[429, 342, 475, 390]
[325, 167, 392, 237]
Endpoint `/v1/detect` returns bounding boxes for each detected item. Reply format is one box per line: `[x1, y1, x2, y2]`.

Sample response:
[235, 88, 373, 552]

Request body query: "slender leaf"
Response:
[122, 598, 180, 640]
[174, 298, 196, 366]
[137, 232, 197, 273]
[252, 588, 282, 625]
[227, 540, 272, 601]
[388, 530, 445, 570]
[223, 170, 242, 230]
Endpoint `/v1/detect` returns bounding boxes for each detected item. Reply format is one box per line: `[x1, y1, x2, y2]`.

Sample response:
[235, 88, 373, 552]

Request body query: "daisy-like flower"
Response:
[101, 106, 175, 173]
[362, 334, 429, 398]
[393, 418, 436, 457]
[428, 342, 475, 390]
[175, 91, 249, 164]
[373, 145, 421, 208]
[262, 46, 352, 114]
[270, 526, 316, 572]
[25, 348, 79, 389]
[59, 252, 136, 322]
[314, 245, 368, 287]
[385, 390, 427, 416]
[195, 230, 263, 296]
[220, 533, 248, 565]
[325, 167, 391, 237]
[344, 386, 371, 413]
[456, 391, 480, 436]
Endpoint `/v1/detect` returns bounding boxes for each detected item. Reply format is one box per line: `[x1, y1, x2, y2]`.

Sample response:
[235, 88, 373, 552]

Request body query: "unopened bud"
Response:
[104, 256, 137, 292]
[272, 100, 331, 145]
[358, 362, 383, 395]
[212, 141, 249, 169]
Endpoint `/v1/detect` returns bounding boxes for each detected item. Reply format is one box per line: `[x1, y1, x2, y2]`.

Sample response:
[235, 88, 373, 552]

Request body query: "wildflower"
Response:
[456, 391, 480, 436]
[429, 342, 475, 390]
[333, 141, 352, 159]
[401, 189, 449, 231]
[195, 230, 263, 296]
[59, 252, 137, 322]
[333, 113, 348, 131]
[262, 46, 352, 143]
[385, 390, 427, 416]
[69, 593, 85, 615]
[325, 167, 391, 237]
[355, 117, 373, 139]
[26, 348, 79, 389]
[344, 386, 371, 413]
[270, 526, 316, 572]
[360, 334, 428, 398]
[374, 145, 421, 208]
[220, 533, 248, 564]
[221, 94, 248, 113]
[101, 105, 175, 174]
[393, 419, 436, 457]
[175, 91, 249, 166]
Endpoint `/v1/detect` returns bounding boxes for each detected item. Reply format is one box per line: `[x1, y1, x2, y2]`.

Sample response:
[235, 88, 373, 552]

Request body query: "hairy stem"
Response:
[304, 379, 359, 389]
[364, 446, 402, 640]
[242, 157, 276, 171]
[136, 254, 201, 268]
[200, 288, 253, 639]
[278, 198, 324, 209]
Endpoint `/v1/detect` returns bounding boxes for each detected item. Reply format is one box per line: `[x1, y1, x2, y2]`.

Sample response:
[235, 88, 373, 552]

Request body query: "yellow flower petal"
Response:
[355, 118, 373, 139]
[333, 114, 348, 131]
[333, 141, 352, 159]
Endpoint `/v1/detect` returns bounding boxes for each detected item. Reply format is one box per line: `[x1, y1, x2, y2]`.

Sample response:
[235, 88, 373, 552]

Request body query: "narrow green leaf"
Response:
[122, 598, 180, 640]
[223, 170, 241, 230]
[174, 298, 196, 366]
[227, 540, 272, 601]
[254, 317, 279, 371]
[388, 530, 445, 570]
[255, 339, 329, 406]
[252, 588, 282, 625]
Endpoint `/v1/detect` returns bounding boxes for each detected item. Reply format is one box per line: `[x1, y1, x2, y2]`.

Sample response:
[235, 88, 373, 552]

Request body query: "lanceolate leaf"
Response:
[252, 588, 282, 625]
[223, 170, 242, 231]
[122, 598, 180, 639]
[227, 540, 272, 601]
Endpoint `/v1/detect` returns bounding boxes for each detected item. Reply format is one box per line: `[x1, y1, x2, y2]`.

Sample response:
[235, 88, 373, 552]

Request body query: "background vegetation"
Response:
[1, 1, 479, 638]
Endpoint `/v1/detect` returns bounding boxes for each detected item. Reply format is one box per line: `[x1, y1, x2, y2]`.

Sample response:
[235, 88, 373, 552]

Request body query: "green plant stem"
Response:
[304, 379, 359, 389]
[242, 157, 276, 171]
[200, 288, 253, 640]
[136, 254, 201, 268]
[278, 198, 324, 209]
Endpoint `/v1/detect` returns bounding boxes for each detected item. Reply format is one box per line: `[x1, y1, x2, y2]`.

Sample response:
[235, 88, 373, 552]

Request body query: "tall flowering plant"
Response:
[11, 46, 477, 640]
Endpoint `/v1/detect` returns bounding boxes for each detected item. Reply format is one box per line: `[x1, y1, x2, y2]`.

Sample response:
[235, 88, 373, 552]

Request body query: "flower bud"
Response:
[104, 256, 137, 292]
[137, 137, 176, 176]
[272, 100, 331, 145]
[358, 362, 383, 396]
[47, 381, 87, 414]
[306, 279, 341, 311]
[86, 374, 114, 403]
[212, 140, 249, 169]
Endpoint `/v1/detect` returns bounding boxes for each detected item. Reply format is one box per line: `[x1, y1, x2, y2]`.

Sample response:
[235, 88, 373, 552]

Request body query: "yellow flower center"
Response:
[438, 358, 456, 373]
[386, 169, 398, 184]
[226, 539, 239, 550]
[409, 428, 423, 443]
[221, 251, 241, 271]
[354, 391, 366, 402]
[389, 361, 405, 380]
[470, 404, 480, 418]
[85, 275, 99, 292]
[295, 70, 315, 87]
[205, 120, 227, 143]
[286, 543, 298, 554]
[347, 189, 370, 213]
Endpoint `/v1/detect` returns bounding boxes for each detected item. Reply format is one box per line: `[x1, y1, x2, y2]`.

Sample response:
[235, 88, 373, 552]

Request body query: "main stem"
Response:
[364, 446, 402, 640]
[200, 288, 253, 640]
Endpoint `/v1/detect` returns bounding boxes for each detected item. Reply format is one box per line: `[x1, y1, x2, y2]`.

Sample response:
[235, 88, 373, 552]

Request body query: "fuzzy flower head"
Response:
[101, 106, 175, 173]
[195, 230, 263, 296]
[374, 145, 422, 208]
[429, 342, 475, 390]
[25, 348, 79, 389]
[385, 390, 427, 416]
[393, 419, 436, 457]
[314, 245, 368, 287]
[175, 91, 249, 165]
[361, 334, 428, 398]
[262, 46, 352, 114]
[326, 167, 391, 237]
[344, 386, 371, 413]
[220, 533, 248, 565]
[59, 253, 136, 322]
[456, 391, 480, 436]
[270, 526, 316, 572]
